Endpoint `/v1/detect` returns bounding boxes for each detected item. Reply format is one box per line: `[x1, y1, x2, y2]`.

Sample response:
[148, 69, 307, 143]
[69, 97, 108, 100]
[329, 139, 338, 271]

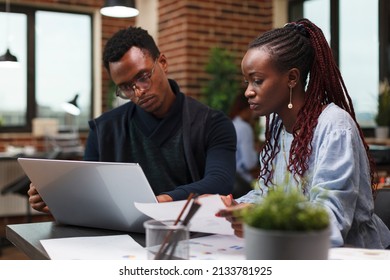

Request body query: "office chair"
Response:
[374, 188, 390, 230]
[0, 149, 61, 220]
[0, 164, 32, 255]
[0, 149, 61, 256]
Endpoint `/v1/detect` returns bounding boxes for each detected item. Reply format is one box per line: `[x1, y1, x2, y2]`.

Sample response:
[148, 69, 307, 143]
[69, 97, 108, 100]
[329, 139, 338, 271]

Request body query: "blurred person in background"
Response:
[229, 92, 260, 198]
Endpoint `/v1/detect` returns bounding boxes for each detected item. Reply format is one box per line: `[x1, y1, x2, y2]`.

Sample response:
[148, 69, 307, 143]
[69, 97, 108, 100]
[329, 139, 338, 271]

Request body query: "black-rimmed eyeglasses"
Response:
[115, 59, 158, 100]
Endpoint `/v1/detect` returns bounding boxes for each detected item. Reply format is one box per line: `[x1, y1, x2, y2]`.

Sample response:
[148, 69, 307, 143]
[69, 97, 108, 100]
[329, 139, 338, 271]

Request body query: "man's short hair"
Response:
[103, 26, 160, 71]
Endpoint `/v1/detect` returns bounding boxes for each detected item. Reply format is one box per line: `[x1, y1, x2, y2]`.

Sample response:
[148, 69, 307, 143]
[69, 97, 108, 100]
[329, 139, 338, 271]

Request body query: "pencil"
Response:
[154, 193, 195, 260]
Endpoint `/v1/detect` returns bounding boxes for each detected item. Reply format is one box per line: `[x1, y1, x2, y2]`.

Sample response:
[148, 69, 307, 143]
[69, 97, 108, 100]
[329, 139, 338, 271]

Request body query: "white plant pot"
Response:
[375, 126, 389, 140]
[244, 224, 330, 260]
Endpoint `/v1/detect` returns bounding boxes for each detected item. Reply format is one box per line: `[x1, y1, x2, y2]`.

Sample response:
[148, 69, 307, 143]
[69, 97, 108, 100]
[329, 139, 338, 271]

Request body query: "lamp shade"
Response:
[100, 0, 139, 18]
[0, 48, 18, 63]
[62, 94, 81, 116]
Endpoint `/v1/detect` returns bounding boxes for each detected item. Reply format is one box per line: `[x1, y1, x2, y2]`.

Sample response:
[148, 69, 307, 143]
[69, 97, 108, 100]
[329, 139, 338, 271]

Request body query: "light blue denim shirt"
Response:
[237, 103, 390, 249]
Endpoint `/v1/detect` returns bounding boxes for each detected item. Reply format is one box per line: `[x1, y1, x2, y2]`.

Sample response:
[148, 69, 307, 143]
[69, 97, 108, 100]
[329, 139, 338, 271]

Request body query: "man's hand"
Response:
[156, 194, 173, 203]
[27, 183, 50, 213]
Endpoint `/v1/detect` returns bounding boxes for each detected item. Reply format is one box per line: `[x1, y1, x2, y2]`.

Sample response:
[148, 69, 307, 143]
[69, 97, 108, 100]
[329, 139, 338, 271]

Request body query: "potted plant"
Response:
[240, 187, 330, 260]
[375, 78, 390, 139]
[201, 47, 240, 115]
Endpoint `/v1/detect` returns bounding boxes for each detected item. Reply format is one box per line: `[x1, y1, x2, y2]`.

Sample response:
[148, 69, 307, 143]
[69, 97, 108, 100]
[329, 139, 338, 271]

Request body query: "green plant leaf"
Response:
[376, 78, 390, 126]
[242, 187, 329, 231]
[201, 47, 240, 114]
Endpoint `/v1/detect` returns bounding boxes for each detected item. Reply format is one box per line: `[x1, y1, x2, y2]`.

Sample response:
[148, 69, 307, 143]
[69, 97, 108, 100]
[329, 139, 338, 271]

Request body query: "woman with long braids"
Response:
[217, 18, 390, 249]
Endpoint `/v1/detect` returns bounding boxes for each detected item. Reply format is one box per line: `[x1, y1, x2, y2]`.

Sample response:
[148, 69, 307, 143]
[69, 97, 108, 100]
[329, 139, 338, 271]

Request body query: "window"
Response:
[0, 6, 92, 132]
[0, 10, 27, 128]
[289, 0, 380, 127]
[339, 0, 378, 127]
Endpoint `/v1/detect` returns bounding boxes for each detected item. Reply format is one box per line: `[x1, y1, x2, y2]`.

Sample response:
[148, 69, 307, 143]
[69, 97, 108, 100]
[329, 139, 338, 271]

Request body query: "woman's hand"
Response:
[27, 183, 50, 213]
[216, 195, 251, 238]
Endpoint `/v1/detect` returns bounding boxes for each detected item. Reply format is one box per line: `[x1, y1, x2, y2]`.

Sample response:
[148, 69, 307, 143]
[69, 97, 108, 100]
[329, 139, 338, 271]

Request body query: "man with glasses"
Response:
[28, 26, 236, 210]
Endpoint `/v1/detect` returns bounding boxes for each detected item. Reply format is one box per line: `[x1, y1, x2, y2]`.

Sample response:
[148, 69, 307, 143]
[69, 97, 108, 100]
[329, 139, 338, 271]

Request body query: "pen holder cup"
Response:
[144, 219, 189, 260]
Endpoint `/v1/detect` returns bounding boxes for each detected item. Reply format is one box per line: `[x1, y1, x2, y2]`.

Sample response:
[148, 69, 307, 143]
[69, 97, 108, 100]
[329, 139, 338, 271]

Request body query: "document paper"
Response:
[135, 194, 234, 235]
[40, 235, 147, 260]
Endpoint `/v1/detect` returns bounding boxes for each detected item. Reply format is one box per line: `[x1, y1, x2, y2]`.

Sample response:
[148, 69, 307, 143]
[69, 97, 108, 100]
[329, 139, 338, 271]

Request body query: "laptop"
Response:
[17, 158, 157, 233]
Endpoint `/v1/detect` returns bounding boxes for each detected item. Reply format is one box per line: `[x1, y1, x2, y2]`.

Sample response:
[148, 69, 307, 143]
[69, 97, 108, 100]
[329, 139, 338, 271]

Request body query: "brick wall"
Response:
[158, 0, 273, 99]
[0, 0, 273, 151]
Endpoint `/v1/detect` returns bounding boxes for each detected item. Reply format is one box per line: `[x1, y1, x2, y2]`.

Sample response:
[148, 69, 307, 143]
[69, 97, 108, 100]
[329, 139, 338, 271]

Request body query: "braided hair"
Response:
[252, 18, 376, 193]
[103, 27, 160, 72]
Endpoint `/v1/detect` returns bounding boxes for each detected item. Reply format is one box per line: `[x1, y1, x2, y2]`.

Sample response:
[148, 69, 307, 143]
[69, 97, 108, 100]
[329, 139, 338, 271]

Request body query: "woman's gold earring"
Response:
[288, 85, 293, 109]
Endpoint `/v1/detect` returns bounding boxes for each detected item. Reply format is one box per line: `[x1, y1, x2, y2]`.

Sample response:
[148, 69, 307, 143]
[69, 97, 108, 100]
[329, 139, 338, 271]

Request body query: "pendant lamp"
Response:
[0, 48, 17, 62]
[0, 0, 18, 65]
[100, 0, 139, 18]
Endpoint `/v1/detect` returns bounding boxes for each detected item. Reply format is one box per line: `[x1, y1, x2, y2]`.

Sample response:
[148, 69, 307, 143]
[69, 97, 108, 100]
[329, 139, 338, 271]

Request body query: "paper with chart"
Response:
[189, 234, 245, 260]
[135, 194, 234, 235]
[40, 234, 245, 260]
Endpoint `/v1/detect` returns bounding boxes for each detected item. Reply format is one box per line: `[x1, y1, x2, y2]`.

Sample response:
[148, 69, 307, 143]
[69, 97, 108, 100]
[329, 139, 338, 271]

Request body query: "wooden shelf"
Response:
[366, 138, 390, 146]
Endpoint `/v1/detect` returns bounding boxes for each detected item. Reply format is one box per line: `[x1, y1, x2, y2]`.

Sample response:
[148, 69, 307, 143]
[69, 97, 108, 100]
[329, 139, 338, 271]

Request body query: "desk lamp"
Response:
[62, 94, 80, 134]
[62, 94, 80, 116]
